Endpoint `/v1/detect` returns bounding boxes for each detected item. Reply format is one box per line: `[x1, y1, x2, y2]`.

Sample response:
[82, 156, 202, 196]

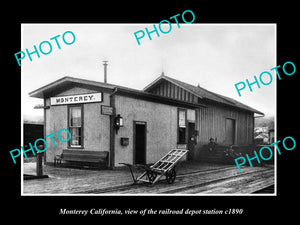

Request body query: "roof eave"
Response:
[115, 87, 207, 109]
[29, 76, 116, 99]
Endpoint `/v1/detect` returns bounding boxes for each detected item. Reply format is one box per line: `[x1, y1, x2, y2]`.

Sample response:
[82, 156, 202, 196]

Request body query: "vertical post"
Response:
[103, 61, 108, 83]
[109, 89, 116, 169]
[43, 98, 47, 163]
[36, 151, 43, 177]
[109, 114, 115, 169]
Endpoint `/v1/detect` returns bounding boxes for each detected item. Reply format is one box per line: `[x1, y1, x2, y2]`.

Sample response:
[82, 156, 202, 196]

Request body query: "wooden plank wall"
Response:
[149, 80, 198, 104]
[148, 80, 254, 146]
[197, 105, 254, 146]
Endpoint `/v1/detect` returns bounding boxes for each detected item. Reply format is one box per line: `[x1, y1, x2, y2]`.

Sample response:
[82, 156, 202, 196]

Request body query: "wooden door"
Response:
[134, 121, 147, 164]
[187, 122, 196, 160]
[225, 118, 235, 145]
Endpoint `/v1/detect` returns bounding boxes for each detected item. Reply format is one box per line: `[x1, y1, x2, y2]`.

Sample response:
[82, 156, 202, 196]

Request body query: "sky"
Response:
[21, 24, 276, 119]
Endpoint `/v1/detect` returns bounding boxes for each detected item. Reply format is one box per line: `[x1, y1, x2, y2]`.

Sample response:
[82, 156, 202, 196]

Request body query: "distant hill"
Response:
[255, 115, 274, 129]
[23, 114, 44, 125]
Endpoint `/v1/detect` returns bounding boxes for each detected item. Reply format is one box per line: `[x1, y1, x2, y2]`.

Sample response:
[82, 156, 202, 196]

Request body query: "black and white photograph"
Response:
[21, 24, 276, 195]
[5, 5, 298, 220]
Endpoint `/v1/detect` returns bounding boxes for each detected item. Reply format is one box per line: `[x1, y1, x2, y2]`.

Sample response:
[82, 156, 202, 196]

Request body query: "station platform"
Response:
[23, 161, 274, 195]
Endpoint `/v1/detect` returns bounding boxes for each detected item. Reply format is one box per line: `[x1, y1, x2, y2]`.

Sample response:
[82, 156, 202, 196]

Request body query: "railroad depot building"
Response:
[29, 74, 264, 168]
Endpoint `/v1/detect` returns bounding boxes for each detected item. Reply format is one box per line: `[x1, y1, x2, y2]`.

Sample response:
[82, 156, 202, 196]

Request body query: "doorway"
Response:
[225, 118, 236, 145]
[133, 121, 147, 164]
[187, 122, 196, 161]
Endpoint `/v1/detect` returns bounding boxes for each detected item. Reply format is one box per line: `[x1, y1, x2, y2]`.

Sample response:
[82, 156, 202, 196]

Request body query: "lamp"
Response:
[114, 114, 123, 134]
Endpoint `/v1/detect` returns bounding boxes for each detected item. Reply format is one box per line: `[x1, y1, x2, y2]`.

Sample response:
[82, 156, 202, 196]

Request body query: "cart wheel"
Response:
[166, 169, 176, 184]
[147, 171, 157, 183]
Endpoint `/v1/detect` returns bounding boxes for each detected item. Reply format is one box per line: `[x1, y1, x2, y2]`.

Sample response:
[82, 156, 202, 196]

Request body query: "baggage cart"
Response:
[120, 149, 188, 185]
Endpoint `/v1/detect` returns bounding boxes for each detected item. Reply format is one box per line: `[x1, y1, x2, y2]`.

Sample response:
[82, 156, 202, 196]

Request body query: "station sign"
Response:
[101, 105, 114, 116]
[50, 92, 103, 106]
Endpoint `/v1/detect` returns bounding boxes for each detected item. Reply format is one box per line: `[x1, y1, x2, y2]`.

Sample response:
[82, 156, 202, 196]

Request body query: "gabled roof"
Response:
[29, 75, 263, 115]
[29, 76, 205, 109]
[29, 76, 116, 98]
[143, 74, 264, 115]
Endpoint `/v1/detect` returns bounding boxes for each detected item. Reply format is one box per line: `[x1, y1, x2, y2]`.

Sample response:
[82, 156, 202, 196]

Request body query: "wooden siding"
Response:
[148, 80, 254, 146]
[197, 105, 254, 145]
[148, 80, 198, 104]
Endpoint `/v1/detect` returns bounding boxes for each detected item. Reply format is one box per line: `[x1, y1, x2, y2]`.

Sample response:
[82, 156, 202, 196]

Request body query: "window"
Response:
[178, 109, 186, 143]
[68, 105, 83, 147]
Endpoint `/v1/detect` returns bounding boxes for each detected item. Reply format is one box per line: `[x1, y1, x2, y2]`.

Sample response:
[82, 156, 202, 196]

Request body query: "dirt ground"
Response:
[22, 160, 274, 195]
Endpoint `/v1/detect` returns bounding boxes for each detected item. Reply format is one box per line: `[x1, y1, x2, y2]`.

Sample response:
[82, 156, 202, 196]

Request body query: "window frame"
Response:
[68, 104, 84, 148]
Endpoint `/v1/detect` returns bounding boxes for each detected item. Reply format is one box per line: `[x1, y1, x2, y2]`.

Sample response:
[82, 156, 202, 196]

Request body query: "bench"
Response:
[54, 150, 109, 169]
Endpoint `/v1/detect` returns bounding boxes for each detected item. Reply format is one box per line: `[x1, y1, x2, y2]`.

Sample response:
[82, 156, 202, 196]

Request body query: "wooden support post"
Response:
[36, 152, 43, 177]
